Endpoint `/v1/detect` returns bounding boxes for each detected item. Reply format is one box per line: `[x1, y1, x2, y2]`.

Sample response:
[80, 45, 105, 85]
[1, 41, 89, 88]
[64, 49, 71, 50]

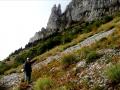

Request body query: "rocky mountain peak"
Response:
[46, 4, 62, 30]
[29, 0, 120, 43]
[57, 4, 62, 15]
[29, 4, 62, 43]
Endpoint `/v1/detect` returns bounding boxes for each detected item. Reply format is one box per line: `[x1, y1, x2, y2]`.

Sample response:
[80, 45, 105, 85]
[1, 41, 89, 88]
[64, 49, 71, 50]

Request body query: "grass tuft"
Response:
[104, 64, 120, 83]
[86, 51, 100, 64]
[33, 77, 53, 90]
[61, 53, 79, 69]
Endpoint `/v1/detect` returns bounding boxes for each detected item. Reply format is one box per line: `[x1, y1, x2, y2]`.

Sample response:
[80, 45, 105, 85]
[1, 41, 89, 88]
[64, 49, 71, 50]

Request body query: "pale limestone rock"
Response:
[29, 27, 46, 43]
[47, 4, 62, 30]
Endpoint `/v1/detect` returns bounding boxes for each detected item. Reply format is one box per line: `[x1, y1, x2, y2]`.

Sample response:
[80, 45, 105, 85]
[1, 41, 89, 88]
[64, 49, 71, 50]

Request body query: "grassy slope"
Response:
[1, 16, 113, 75]
[30, 17, 120, 90]
[2, 15, 120, 89]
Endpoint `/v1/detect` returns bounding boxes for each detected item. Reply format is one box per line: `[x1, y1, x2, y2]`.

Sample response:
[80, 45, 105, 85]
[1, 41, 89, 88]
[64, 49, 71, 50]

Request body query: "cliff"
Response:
[29, 0, 120, 43]
[66, 0, 120, 21]
[29, 4, 62, 43]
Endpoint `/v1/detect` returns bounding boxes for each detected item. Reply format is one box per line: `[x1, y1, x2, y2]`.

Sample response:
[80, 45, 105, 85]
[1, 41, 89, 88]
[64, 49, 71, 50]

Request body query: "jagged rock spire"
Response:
[46, 4, 62, 30]
[57, 4, 62, 16]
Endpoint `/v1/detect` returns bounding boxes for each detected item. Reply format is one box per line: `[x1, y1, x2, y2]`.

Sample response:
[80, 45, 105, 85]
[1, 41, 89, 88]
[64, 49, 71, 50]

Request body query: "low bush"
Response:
[4, 68, 16, 75]
[0, 62, 10, 74]
[61, 34, 74, 44]
[103, 16, 113, 23]
[86, 51, 100, 63]
[104, 64, 120, 83]
[33, 77, 53, 90]
[61, 53, 79, 69]
[14, 52, 28, 67]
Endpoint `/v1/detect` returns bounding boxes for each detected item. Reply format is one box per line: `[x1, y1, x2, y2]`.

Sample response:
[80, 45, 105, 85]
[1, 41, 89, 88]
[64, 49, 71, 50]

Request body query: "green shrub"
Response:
[61, 53, 79, 69]
[0, 62, 10, 74]
[86, 51, 100, 63]
[28, 48, 38, 59]
[14, 52, 28, 66]
[103, 16, 113, 23]
[80, 20, 101, 33]
[4, 68, 16, 75]
[61, 34, 73, 44]
[35, 36, 62, 55]
[34, 77, 53, 90]
[104, 64, 120, 83]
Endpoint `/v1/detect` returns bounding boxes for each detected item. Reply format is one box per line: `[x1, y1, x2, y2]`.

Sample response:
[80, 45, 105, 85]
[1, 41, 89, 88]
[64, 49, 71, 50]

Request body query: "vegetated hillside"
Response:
[0, 15, 114, 75]
[1, 0, 120, 89]
[1, 14, 120, 90]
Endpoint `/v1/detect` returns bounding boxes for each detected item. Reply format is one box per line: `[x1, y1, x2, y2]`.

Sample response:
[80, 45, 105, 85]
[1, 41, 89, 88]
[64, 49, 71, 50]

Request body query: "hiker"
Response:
[23, 57, 35, 83]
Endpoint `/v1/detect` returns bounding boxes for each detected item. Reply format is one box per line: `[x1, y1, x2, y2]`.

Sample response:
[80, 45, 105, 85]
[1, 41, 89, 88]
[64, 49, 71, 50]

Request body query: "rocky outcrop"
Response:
[29, 0, 120, 43]
[0, 73, 22, 88]
[29, 4, 62, 43]
[47, 4, 62, 30]
[30, 27, 46, 43]
[65, 0, 120, 22]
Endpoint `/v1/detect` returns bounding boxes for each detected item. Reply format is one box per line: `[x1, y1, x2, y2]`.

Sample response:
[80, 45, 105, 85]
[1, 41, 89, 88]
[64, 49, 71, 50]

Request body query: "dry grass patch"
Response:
[33, 77, 54, 90]
[61, 53, 79, 70]
[111, 56, 120, 64]
[32, 60, 61, 81]
[98, 17, 120, 32]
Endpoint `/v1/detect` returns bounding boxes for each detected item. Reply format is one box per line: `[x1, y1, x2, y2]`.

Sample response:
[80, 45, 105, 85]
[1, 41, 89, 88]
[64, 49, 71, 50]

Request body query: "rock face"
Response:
[0, 73, 22, 88]
[30, 27, 46, 43]
[47, 4, 62, 30]
[29, 0, 120, 43]
[66, 0, 120, 22]
[29, 4, 62, 43]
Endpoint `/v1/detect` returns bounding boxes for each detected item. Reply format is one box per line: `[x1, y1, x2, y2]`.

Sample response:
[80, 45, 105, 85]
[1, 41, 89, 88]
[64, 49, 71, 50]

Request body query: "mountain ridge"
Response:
[30, 0, 120, 43]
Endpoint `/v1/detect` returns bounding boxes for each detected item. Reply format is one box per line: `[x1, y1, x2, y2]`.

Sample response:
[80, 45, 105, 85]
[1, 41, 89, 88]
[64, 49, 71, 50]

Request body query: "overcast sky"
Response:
[0, 0, 71, 60]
